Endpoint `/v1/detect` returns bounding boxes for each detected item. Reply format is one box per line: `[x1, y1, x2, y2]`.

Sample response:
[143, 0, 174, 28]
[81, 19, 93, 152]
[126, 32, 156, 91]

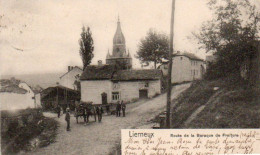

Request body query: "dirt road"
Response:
[27, 84, 190, 155]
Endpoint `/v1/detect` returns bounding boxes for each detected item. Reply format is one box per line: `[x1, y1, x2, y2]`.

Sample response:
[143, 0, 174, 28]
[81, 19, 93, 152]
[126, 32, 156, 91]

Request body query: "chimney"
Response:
[68, 66, 71, 71]
[98, 60, 102, 66]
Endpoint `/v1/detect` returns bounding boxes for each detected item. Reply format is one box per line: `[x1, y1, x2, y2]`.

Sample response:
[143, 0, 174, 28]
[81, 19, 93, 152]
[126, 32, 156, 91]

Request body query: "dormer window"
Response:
[113, 82, 119, 89]
[145, 82, 149, 87]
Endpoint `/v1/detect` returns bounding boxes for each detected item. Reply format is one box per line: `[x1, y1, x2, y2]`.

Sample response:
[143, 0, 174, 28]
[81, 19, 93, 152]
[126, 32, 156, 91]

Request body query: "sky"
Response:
[0, 0, 258, 75]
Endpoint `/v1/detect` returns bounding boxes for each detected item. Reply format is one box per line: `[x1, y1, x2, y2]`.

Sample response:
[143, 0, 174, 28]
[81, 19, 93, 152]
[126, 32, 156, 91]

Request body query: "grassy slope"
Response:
[1, 110, 59, 154]
[171, 77, 260, 128]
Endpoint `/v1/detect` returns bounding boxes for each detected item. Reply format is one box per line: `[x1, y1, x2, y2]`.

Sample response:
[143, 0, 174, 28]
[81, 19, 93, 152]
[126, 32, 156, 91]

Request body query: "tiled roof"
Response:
[60, 66, 83, 79]
[175, 52, 204, 61]
[0, 79, 27, 94]
[112, 69, 162, 81]
[80, 65, 116, 80]
[80, 65, 162, 81]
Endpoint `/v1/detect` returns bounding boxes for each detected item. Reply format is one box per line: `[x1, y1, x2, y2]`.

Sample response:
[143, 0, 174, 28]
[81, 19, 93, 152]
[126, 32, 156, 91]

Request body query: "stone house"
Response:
[59, 66, 83, 90]
[80, 18, 162, 104]
[0, 80, 41, 110]
[80, 65, 162, 104]
[158, 52, 205, 83]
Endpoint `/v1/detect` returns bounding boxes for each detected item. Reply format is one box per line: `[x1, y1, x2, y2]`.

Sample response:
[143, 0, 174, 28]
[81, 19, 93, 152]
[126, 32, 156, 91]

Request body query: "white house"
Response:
[0, 81, 41, 110]
[158, 52, 205, 83]
[80, 65, 162, 104]
[59, 66, 83, 90]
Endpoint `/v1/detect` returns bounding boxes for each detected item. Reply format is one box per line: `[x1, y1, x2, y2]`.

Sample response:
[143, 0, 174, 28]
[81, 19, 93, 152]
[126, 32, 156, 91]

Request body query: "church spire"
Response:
[105, 17, 132, 69]
[113, 16, 125, 45]
[106, 49, 111, 59]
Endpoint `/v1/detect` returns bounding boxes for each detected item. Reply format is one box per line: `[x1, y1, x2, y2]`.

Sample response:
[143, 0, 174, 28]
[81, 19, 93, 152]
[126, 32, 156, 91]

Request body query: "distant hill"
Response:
[1, 72, 63, 89]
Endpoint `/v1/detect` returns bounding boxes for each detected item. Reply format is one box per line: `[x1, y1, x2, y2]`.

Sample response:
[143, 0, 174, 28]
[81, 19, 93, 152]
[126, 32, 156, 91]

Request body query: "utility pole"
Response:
[166, 0, 176, 128]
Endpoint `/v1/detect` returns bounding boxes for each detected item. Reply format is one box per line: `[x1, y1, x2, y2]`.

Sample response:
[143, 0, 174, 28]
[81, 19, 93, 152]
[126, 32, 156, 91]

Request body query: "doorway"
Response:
[101, 92, 107, 105]
[139, 89, 148, 99]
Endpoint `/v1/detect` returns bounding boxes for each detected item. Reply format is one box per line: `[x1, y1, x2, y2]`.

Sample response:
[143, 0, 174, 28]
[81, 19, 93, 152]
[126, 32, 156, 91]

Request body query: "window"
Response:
[112, 92, 120, 101]
[113, 82, 119, 89]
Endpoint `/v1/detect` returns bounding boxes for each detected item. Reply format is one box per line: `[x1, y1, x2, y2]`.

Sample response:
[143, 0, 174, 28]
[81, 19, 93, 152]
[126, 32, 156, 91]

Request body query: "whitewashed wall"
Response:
[171, 56, 191, 83]
[81, 80, 111, 104]
[59, 67, 82, 90]
[81, 79, 161, 104]
[114, 80, 161, 102]
[0, 93, 35, 110]
[35, 93, 41, 108]
[172, 56, 204, 83]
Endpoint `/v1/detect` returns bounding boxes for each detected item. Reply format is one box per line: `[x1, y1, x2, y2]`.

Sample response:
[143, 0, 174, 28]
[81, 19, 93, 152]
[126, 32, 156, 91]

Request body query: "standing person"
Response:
[65, 108, 71, 131]
[121, 101, 126, 117]
[96, 106, 104, 122]
[116, 101, 121, 117]
[96, 106, 103, 122]
[106, 104, 110, 115]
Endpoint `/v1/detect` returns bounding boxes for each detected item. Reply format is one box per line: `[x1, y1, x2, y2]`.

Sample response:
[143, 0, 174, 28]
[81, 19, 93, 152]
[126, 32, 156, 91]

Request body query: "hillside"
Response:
[1, 73, 63, 89]
[171, 77, 260, 128]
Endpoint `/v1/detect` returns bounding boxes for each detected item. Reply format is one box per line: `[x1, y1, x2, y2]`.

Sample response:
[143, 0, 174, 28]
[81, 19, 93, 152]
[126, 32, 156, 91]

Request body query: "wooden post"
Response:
[56, 87, 59, 107]
[166, 0, 176, 128]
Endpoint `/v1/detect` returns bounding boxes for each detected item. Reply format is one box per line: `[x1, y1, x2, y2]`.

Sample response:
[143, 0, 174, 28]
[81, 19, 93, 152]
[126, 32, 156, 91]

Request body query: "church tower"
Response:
[106, 17, 132, 69]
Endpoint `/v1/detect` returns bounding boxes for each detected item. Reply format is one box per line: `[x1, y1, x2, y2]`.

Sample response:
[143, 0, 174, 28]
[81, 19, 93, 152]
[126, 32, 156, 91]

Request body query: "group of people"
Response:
[56, 100, 127, 132]
[116, 100, 126, 117]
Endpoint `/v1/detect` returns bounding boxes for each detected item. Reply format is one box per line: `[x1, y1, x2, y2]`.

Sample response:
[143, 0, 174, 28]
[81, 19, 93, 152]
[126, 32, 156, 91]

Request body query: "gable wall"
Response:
[157, 56, 204, 83]
[59, 68, 82, 90]
[81, 80, 111, 104]
[0, 93, 35, 110]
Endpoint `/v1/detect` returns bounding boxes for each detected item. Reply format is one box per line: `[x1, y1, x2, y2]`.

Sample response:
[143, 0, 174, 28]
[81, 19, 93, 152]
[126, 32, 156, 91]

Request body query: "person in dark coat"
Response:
[106, 104, 110, 115]
[116, 101, 121, 117]
[121, 101, 126, 117]
[96, 106, 103, 122]
[65, 108, 70, 131]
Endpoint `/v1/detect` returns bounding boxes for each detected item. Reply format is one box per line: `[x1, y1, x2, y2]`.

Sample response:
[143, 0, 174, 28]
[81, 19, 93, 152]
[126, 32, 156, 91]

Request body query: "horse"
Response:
[75, 102, 97, 124]
[85, 105, 97, 123]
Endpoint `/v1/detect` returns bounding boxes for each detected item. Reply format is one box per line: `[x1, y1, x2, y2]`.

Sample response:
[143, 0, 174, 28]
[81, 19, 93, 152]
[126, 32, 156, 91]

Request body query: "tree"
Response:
[136, 29, 169, 69]
[193, 0, 259, 79]
[79, 26, 94, 70]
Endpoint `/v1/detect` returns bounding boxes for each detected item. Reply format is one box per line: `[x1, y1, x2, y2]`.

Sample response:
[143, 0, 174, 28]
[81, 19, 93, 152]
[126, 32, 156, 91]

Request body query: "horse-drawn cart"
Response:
[74, 101, 97, 123]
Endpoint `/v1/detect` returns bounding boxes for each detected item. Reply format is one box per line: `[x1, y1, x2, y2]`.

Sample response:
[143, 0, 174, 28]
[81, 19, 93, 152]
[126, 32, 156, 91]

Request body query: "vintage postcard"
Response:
[0, 0, 259, 154]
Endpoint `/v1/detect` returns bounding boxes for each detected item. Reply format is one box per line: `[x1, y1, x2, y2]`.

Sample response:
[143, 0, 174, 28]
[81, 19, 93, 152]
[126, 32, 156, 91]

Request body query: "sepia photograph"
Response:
[0, 0, 259, 154]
